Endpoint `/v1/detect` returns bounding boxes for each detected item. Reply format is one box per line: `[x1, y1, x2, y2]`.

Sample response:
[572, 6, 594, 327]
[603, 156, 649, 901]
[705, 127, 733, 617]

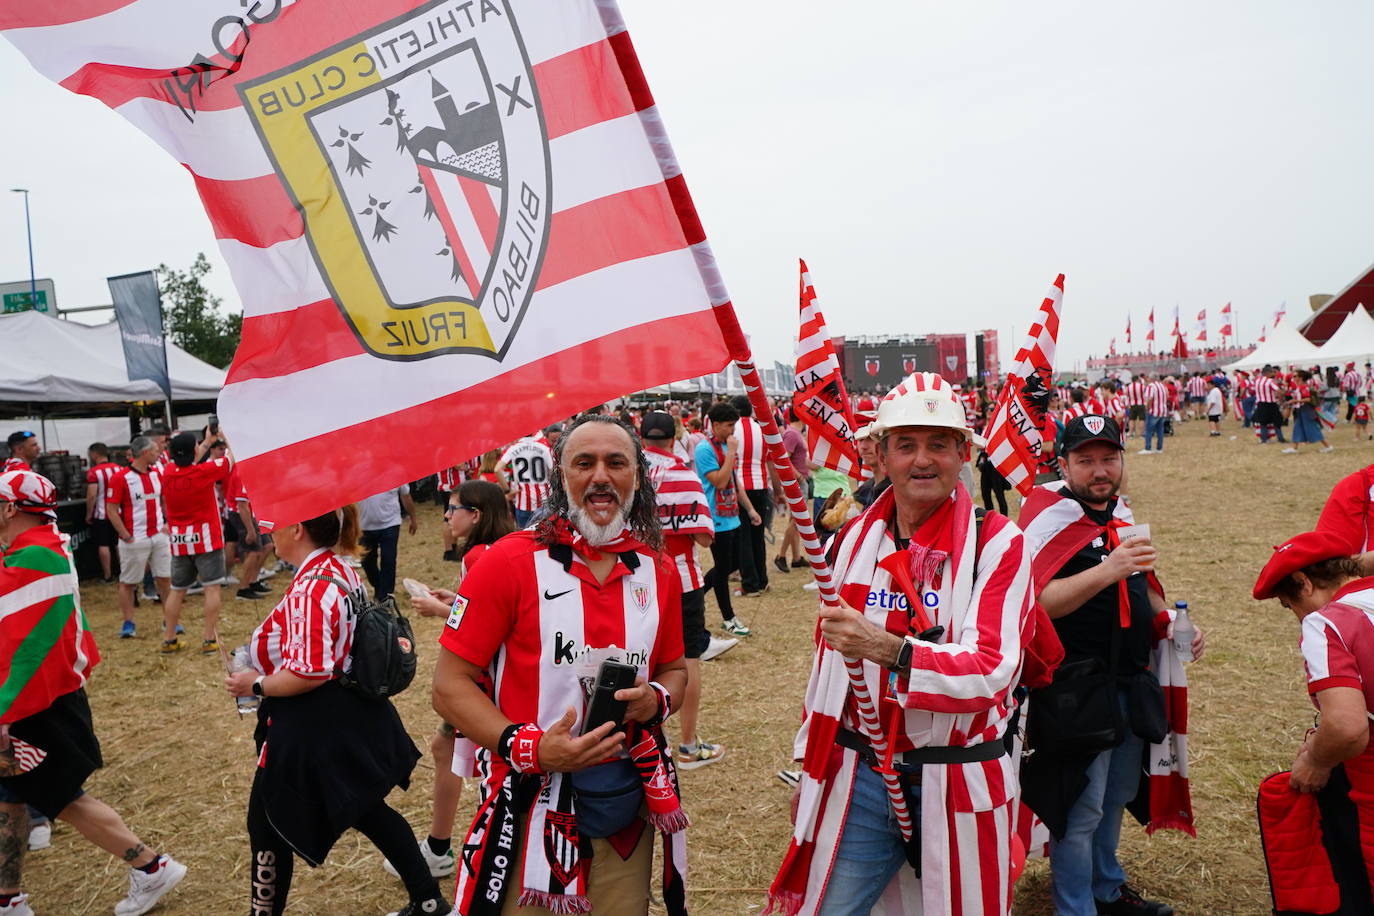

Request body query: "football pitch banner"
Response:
[3, 0, 732, 526]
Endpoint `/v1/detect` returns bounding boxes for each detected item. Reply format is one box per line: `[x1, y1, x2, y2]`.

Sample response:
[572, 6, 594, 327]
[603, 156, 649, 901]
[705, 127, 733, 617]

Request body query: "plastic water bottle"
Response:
[1172, 601, 1196, 662]
[232, 646, 260, 716]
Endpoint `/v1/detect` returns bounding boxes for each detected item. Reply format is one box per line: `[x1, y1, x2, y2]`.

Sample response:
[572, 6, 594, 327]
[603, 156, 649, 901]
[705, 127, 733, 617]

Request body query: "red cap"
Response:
[1252, 530, 1356, 600]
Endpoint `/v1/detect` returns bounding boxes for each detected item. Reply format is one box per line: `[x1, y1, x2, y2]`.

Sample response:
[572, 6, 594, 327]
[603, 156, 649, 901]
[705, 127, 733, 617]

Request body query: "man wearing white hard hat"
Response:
[769, 373, 1035, 916]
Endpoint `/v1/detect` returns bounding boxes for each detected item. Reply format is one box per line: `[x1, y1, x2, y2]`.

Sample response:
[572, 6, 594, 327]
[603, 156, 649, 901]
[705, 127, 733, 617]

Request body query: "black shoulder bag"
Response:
[1026, 606, 1124, 757]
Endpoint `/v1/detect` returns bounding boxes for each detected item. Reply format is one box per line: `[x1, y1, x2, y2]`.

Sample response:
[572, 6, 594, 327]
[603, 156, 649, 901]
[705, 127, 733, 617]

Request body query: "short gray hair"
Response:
[130, 436, 155, 459]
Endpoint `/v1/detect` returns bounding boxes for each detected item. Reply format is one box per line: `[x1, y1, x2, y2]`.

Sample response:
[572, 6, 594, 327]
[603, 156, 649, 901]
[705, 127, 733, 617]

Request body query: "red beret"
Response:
[1253, 530, 1357, 600]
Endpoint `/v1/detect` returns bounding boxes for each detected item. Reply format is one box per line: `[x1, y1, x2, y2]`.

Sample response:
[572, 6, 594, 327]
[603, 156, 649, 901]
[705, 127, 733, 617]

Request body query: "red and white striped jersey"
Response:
[85, 461, 122, 521]
[1063, 402, 1090, 421]
[1121, 379, 1146, 406]
[1253, 375, 1281, 403]
[106, 466, 164, 541]
[162, 458, 233, 556]
[248, 548, 361, 679]
[1186, 376, 1206, 398]
[1301, 580, 1374, 716]
[1145, 381, 1169, 415]
[438, 532, 684, 732]
[735, 416, 768, 490]
[1343, 370, 1362, 393]
[437, 466, 461, 492]
[645, 446, 713, 591]
[1107, 395, 1126, 418]
[498, 438, 553, 513]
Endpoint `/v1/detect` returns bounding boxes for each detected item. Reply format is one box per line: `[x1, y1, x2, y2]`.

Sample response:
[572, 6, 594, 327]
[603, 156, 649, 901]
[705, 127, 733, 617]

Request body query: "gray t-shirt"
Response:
[358, 484, 409, 531]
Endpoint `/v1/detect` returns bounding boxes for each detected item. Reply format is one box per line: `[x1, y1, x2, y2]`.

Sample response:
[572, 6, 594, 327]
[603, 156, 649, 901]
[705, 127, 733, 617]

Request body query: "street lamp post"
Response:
[10, 188, 36, 314]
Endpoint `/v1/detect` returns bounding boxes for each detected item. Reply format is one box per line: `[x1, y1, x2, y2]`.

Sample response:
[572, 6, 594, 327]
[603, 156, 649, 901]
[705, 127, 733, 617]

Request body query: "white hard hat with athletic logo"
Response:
[865, 372, 985, 447]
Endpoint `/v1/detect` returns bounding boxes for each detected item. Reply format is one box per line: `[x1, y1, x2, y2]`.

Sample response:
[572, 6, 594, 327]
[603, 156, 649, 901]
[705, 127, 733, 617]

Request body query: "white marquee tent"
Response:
[1315, 305, 1374, 367]
[0, 310, 225, 404]
[1223, 317, 1320, 372]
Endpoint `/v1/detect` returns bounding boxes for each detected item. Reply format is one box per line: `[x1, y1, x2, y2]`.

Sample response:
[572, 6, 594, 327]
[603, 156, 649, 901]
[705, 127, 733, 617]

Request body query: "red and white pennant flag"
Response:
[1219, 302, 1233, 341]
[794, 261, 865, 482]
[3, 1, 734, 526]
[1194, 308, 1207, 344]
[983, 274, 1064, 496]
[1146, 308, 1155, 347]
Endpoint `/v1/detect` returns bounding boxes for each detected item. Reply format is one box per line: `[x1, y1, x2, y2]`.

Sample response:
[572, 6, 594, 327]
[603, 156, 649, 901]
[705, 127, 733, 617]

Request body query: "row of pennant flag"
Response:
[3, 0, 1063, 523]
[1110, 302, 1290, 355]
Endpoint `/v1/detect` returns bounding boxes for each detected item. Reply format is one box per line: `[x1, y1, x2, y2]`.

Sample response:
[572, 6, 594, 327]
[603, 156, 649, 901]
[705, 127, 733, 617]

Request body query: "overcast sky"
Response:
[2, 1, 1372, 371]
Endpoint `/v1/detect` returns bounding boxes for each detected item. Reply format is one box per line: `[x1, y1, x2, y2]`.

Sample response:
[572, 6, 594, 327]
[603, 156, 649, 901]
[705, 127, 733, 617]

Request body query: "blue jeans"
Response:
[816, 766, 920, 915]
[1242, 395, 1255, 427]
[1143, 414, 1165, 451]
[1048, 692, 1143, 916]
[513, 507, 535, 529]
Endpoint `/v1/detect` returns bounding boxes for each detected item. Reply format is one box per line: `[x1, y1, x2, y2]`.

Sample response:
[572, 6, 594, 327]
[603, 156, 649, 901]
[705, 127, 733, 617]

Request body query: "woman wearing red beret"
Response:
[1253, 530, 1374, 912]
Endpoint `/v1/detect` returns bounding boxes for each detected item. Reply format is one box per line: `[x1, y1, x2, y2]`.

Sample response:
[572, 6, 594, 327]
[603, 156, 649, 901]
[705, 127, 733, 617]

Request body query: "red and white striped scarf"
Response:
[768, 484, 1030, 916]
[1016, 481, 1195, 839]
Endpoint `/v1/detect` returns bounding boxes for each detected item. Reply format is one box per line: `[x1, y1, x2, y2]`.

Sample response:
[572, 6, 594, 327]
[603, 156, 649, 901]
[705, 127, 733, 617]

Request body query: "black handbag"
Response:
[1027, 610, 1124, 756]
[1127, 670, 1168, 744]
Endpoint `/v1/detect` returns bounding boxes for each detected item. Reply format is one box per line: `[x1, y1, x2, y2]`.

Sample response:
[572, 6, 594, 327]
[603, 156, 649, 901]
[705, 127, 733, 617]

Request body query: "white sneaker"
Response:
[1322, 445, 1335, 453]
[1281, 447, 1298, 454]
[222, 574, 241, 586]
[383, 840, 455, 879]
[114, 855, 187, 916]
[721, 617, 752, 637]
[27, 821, 49, 850]
[1136, 449, 1154, 455]
[777, 769, 802, 788]
[802, 581, 820, 591]
[0, 893, 33, 916]
[700, 636, 739, 662]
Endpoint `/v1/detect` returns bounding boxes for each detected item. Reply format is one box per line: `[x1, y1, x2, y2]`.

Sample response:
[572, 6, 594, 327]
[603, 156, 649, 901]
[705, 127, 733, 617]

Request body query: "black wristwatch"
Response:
[887, 637, 914, 673]
[251, 675, 266, 697]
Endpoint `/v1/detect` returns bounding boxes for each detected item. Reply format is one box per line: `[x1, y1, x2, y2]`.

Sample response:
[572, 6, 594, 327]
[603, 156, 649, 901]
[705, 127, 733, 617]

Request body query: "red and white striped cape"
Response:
[984, 275, 1063, 497]
[768, 484, 1032, 916]
[1015, 481, 1196, 841]
[736, 416, 769, 491]
[644, 445, 713, 591]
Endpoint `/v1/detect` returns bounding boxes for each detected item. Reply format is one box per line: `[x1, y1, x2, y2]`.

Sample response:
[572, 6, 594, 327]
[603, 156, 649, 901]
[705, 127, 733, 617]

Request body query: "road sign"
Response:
[0, 278, 56, 314]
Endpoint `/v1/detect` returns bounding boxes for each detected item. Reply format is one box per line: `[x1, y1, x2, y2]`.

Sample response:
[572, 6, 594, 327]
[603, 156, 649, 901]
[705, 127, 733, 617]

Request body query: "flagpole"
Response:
[596, 4, 914, 843]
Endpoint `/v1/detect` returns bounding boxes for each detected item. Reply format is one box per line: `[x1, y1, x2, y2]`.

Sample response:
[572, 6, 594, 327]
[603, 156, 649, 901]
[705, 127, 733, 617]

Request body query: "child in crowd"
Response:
[1354, 395, 1370, 441]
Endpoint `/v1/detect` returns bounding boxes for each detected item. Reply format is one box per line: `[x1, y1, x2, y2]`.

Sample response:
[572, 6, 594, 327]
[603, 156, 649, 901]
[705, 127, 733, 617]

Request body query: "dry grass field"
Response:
[16, 417, 1367, 914]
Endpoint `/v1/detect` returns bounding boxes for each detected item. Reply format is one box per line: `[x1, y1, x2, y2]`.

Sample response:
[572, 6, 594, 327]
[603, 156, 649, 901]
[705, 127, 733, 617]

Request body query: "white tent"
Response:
[1315, 305, 1374, 367]
[1223, 317, 1320, 372]
[0, 310, 225, 404]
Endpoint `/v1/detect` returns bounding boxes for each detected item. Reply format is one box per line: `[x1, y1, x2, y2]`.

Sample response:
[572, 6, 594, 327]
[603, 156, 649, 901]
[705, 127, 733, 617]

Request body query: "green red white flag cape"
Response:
[0, 524, 100, 725]
[1, 1, 733, 527]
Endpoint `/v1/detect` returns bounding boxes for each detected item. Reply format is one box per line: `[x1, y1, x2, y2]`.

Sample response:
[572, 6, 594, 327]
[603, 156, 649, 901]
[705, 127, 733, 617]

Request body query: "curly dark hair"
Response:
[535, 414, 662, 551]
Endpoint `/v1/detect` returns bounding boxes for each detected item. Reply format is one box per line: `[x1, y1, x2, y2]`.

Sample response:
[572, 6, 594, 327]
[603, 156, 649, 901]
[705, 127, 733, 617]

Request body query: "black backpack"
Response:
[308, 575, 417, 700]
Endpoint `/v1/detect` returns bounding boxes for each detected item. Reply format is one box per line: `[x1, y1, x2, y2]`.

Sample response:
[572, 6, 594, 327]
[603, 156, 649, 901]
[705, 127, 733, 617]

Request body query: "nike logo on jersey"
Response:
[543, 588, 574, 601]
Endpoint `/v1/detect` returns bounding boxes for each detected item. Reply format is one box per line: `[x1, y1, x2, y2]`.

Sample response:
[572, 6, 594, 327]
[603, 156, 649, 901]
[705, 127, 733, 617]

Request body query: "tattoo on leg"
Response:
[122, 842, 146, 863]
[0, 811, 23, 887]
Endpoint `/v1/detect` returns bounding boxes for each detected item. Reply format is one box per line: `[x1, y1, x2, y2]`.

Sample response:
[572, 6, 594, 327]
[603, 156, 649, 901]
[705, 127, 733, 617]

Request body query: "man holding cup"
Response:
[1018, 415, 1205, 916]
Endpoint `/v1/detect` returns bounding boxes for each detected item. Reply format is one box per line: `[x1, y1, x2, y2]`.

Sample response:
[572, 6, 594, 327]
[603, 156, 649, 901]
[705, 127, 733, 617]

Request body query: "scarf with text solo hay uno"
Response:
[768, 483, 1034, 916]
[456, 520, 687, 916]
[1015, 480, 1195, 841]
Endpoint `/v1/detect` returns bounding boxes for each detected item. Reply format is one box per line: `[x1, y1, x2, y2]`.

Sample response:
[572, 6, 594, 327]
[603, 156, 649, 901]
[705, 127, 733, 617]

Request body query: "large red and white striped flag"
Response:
[4, 1, 733, 526]
[794, 261, 865, 482]
[983, 274, 1064, 496]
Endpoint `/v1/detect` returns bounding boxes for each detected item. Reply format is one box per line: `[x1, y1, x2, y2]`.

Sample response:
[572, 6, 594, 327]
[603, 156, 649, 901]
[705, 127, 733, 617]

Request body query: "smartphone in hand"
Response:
[581, 660, 638, 736]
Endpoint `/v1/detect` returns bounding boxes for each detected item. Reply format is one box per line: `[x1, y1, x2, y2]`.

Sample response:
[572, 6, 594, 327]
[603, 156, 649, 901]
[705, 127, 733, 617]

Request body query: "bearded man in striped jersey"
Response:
[769, 373, 1034, 916]
[0, 471, 186, 915]
[433, 415, 689, 916]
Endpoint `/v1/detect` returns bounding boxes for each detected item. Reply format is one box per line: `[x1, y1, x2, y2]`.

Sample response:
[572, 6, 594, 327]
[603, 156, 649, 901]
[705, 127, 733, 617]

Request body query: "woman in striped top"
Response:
[224, 506, 444, 916]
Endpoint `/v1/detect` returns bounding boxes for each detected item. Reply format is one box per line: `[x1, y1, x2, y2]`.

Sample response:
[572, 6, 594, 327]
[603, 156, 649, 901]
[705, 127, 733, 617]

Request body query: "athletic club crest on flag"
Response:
[1084, 416, 1105, 435]
[543, 810, 578, 886]
[864, 356, 880, 377]
[945, 355, 959, 373]
[901, 354, 916, 373]
[240, 1, 551, 360]
[631, 583, 651, 612]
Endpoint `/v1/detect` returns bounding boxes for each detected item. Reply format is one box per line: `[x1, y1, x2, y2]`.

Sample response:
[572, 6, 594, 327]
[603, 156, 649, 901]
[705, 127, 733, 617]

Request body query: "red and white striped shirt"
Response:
[438, 532, 684, 732]
[1186, 376, 1206, 399]
[1121, 379, 1146, 407]
[1253, 375, 1281, 404]
[1063, 402, 1090, 421]
[106, 466, 164, 541]
[498, 437, 553, 513]
[1145, 380, 1169, 416]
[1, 458, 31, 474]
[438, 466, 461, 492]
[1343, 370, 1362, 393]
[645, 446, 714, 591]
[1301, 579, 1374, 717]
[248, 548, 361, 679]
[735, 417, 768, 491]
[85, 461, 122, 521]
[162, 457, 233, 556]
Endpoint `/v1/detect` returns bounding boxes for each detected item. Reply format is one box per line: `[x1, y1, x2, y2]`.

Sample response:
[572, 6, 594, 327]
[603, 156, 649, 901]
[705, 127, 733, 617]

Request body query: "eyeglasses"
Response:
[444, 504, 479, 516]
